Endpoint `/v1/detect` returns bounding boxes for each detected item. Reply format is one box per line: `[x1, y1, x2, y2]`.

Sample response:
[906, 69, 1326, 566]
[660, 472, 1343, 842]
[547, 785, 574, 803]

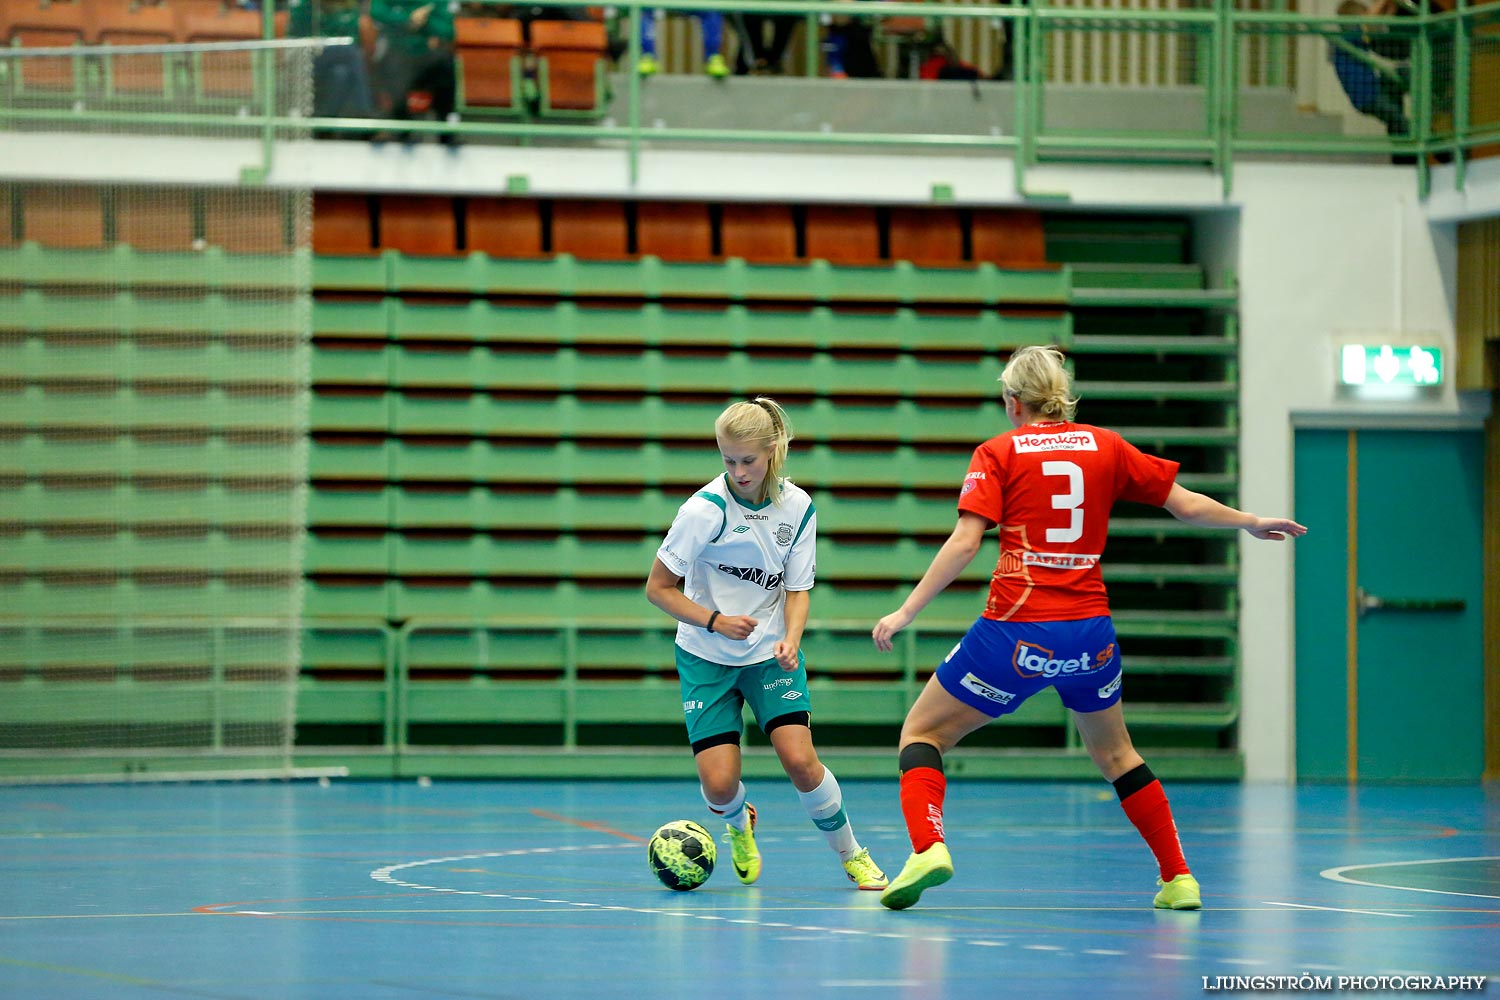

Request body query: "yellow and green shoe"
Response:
[724, 803, 761, 885]
[878, 842, 953, 910]
[842, 848, 888, 890]
[1153, 873, 1202, 910]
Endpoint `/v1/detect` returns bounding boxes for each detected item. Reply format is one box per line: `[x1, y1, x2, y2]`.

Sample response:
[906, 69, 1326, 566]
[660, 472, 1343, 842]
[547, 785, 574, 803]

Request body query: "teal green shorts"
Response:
[675, 645, 812, 747]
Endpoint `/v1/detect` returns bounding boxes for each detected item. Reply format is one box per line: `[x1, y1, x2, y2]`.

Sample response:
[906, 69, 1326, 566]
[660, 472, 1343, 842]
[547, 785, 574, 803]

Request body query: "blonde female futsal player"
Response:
[645, 397, 887, 890]
[871, 347, 1306, 911]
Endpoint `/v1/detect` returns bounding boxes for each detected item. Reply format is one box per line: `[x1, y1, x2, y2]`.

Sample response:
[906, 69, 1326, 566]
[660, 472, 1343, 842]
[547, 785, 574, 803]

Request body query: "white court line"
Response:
[1264, 900, 1412, 918]
[1320, 856, 1500, 901]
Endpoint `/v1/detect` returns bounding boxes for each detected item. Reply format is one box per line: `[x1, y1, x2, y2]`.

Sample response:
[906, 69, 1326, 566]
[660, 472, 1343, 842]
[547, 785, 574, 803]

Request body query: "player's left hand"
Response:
[872, 607, 915, 653]
[1247, 517, 1308, 541]
[773, 641, 799, 671]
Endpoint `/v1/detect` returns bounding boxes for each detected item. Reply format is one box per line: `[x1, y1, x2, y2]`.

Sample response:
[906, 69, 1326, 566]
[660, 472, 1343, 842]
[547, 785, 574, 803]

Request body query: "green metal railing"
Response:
[1, 0, 1495, 198]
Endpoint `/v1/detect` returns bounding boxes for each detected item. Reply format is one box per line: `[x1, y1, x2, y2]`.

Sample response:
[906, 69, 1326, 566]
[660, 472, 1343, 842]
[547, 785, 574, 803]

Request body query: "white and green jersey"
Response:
[656, 474, 817, 667]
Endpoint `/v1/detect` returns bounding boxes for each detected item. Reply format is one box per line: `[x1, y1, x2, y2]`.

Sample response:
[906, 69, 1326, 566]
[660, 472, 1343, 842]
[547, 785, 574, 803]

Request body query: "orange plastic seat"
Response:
[6, 0, 87, 94]
[719, 203, 798, 264]
[87, 0, 177, 97]
[637, 202, 715, 262]
[23, 185, 105, 249]
[805, 204, 880, 265]
[203, 189, 290, 255]
[455, 16, 526, 111]
[380, 196, 458, 256]
[0, 188, 14, 249]
[466, 198, 543, 257]
[971, 208, 1048, 268]
[530, 19, 607, 113]
[177, 8, 261, 101]
[114, 188, 195, 251]
[313, 193, 375, 256]
[550, 199, 628, 260]
[888, 207, 963, 267]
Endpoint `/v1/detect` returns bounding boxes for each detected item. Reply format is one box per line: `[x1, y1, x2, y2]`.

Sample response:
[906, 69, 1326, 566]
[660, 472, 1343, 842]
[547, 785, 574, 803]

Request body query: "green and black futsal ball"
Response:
[647, 820, 716, 890]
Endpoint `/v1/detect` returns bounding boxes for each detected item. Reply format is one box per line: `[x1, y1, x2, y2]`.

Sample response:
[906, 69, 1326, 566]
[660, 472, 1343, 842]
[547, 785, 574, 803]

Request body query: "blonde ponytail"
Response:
[999, 345, 1078, 421]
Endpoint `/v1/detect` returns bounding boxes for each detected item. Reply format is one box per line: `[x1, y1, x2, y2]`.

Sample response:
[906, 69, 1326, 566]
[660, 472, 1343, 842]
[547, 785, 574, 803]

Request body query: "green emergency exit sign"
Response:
[1340, 344, 1444, 386]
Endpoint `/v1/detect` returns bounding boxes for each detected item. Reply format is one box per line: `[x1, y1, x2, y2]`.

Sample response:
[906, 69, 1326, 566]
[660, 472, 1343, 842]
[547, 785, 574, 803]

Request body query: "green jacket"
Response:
[288, 0, 362, 40]
[370, 0, 455, 54]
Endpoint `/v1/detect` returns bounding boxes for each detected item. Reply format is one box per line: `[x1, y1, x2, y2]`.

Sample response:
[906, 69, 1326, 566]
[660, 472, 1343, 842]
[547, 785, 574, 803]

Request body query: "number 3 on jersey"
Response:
[1042, 460, 1083, 543]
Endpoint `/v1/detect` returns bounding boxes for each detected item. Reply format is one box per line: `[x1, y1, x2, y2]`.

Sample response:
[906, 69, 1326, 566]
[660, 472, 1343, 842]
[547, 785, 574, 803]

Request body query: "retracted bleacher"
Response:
[298, 195, 1243, 778]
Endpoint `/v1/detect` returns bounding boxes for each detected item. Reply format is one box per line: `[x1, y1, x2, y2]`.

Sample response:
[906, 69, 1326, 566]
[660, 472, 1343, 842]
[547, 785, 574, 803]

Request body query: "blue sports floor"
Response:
[4, 778, 1498, 999]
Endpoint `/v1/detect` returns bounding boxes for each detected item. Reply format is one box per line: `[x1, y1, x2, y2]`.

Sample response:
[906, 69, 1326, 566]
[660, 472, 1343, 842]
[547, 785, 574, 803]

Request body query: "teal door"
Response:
[1294, 428, 1485, 782]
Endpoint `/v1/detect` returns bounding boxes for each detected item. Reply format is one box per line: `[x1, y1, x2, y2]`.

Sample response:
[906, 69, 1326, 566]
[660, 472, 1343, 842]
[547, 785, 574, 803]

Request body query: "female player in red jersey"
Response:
[870, 346, 1307, 911]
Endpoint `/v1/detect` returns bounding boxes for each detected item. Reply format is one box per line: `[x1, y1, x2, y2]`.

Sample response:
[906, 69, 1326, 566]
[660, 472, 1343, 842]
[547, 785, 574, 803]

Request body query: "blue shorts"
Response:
[933, 616, 1123, 718]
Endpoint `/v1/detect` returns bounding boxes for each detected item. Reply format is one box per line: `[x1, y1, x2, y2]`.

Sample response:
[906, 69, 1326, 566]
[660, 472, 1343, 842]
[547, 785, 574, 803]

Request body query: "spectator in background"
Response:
[1330, 0, 1413, 160]
[637, 10, 729, 78]
[823, 3, 881, 79]
[992, 0, 1022, 81]
[919, 40, 978, 81]
[732, 11, 798, 75]
[370, 0, 458, 142]
[289, 0, 377, 126]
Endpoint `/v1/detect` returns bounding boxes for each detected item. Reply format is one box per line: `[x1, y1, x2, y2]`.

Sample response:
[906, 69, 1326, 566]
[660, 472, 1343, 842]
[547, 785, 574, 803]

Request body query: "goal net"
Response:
[0, 37, 324, 782]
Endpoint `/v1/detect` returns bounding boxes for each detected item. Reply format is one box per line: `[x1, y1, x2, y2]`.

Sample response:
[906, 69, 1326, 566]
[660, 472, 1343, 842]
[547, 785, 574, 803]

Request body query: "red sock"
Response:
[1119, 780, 1189, 881]
[899, 766, 947, 853]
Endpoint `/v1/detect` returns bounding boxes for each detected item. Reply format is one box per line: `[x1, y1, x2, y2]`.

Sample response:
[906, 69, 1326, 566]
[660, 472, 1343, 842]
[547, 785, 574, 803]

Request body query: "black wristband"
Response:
[706, 611, 720, 633]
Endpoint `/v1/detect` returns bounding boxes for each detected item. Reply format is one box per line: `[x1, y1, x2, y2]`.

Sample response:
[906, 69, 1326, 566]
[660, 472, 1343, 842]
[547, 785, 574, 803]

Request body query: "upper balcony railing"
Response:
[0, 0, 1494, 198]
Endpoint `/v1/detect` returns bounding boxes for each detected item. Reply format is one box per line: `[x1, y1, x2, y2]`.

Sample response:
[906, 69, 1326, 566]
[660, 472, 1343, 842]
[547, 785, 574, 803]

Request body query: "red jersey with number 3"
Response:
[957, 421, 1180, 622]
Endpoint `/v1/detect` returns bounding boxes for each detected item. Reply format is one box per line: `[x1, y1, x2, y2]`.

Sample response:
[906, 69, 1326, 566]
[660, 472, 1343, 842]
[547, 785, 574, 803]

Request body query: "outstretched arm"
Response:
[872, 511, 989, 652]
[1162, 483, 1308, 541]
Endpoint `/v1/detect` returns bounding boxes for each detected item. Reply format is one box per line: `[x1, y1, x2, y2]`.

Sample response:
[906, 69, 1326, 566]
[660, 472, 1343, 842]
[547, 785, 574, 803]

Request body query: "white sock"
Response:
[797, 766, 860, 861]
[703, 780, 749, 830]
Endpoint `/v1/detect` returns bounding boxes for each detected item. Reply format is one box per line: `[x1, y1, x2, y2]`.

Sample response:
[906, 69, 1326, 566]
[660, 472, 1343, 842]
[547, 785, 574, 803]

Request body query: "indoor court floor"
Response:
[3, 777, 1498, 999]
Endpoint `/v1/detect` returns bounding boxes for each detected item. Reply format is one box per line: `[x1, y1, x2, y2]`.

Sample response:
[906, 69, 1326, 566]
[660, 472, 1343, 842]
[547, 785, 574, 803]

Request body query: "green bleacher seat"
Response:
[375, 299, 1072, 351]
[1, 385, 297, 432]
[309, 438, 392, 481]
[4, 431, 301, 481]
[381, 346, 1011, 399]
[304, 532, 392, 575]
[318, 251, 1071, 306]
[1074, 380, 1238, 402]
[309, 392, 391, 433]
[303, 578, 394, 618]
[5, 480, 302, 527]
[307, 486, 393, 528]
[4, 528, 295, 574]
[298, 626, 393, 680]
[390, 486, 676, 532]
[0, 578, 303, 619]
[1069, 334, 1237, 357]
[391, 534, 660, 578]
[312, 297, 392, 340]
[1044, 216, 1191, 266]
[381, 394, 1004, 445]
[0, 245, 307, 293]
[311, 345, 394, 386]
[1069, 262, 1205, 291]
[5, 335, 299, 385]
[347, 532, 1204, 588]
